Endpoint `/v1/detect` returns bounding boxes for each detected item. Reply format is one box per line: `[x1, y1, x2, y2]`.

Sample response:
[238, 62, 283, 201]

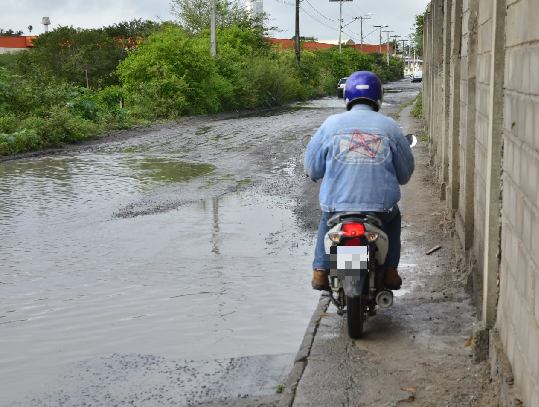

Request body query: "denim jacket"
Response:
[304, 104, 415, 213]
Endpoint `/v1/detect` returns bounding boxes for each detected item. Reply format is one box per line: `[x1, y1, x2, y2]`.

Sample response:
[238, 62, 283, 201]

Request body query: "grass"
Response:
[276, 384, 285, 394]
[411, 92, 423, 118]
[393, 101, 413, 120]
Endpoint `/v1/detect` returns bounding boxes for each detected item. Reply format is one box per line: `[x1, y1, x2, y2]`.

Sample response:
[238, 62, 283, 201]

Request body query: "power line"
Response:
[303, 0, 335, 21]
[341, 28, 359, 43]
[343, 2, 382, 42]
[273, 0, 295, 7]
[300, 6, 338, 32]
[342, 24, 360, 37]
[362, 28, 378, 41]
[346, 1, 381, 27]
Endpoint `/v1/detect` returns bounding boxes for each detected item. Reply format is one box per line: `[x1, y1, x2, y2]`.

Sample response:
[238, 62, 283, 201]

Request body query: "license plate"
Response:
[329, 246, 369, 280]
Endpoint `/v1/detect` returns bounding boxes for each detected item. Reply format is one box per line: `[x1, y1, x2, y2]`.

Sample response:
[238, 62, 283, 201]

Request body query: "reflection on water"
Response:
[0, 153, 214, 226]
[0, 153, 319, 402]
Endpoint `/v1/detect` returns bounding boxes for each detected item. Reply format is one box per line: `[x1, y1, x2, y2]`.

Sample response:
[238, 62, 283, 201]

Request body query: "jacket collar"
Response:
[350, 104, 375, 112]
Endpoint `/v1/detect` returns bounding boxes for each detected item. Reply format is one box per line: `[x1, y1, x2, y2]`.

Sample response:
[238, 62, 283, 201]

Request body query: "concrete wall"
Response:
[423, 0, 539, 405]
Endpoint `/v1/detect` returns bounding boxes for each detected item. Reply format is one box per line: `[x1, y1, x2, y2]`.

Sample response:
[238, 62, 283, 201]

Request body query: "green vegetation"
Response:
[276, 384, 285, 394]
[411, 14, 424, 57]
[393, 101, 413, 120]
[0, 2, 404, 157]
[0, 29, 24, 36]
[411, 92, 423, 117]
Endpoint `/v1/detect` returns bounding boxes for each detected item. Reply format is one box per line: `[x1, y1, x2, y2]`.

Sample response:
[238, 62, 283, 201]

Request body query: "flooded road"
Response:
[0, 79, 421, 405]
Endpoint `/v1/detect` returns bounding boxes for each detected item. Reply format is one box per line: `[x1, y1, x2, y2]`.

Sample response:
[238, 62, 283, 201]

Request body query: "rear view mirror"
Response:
[406, 134, 418, 148]
[302, 135, 312, 147]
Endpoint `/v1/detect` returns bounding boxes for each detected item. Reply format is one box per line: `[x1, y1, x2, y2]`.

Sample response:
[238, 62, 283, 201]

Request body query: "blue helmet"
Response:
[343, 71, 383, 112]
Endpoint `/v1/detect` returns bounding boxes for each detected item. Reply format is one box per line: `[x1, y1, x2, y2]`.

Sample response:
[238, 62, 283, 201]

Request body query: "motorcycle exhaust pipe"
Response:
[375, 291, 394, 308]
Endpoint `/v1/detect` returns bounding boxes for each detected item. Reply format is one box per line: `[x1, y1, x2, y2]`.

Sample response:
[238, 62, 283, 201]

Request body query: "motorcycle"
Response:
[302, 133, 417, 339]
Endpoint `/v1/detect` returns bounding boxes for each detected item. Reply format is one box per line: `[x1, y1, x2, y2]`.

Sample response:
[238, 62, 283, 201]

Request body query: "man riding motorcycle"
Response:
[304, 71, 415, 291]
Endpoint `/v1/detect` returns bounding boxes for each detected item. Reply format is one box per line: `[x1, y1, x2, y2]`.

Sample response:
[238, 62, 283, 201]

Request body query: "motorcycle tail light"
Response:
[341, 223, 365, 236]
[344, 238, 361, 246]
[367, 233, 379, 242]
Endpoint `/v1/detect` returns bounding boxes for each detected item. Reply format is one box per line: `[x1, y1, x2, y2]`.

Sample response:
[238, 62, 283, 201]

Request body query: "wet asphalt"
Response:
[1, 79, 422, 406]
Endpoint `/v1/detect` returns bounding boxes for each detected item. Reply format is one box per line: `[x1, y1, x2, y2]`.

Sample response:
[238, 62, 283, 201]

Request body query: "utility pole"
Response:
[391, 35, 400, 56]
[399, 39, 408, 56]
[358, 14, 372, 53]
[339, 0, 343, 53]
[210, 0, 216, 56]
[295, 0, 300, 63]
[400, 38, 409, 74]
[373, 25, 388, 53]
[330, 0, 353, 53]
[382, 30, 393, 64]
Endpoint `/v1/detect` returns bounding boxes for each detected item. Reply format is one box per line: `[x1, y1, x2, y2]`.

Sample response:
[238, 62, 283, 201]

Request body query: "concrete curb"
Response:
[277, 295, 331, 407]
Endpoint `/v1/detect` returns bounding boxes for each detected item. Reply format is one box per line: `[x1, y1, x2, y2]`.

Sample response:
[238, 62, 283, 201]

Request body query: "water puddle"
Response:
[0, 153, 215, 227]
[0, 156, 319, 402]
[394, 288, 411, 297]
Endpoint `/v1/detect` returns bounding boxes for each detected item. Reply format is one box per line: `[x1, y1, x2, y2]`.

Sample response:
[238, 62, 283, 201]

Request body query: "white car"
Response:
[337, 77, 348, 98]
[411, 71, 423, 83]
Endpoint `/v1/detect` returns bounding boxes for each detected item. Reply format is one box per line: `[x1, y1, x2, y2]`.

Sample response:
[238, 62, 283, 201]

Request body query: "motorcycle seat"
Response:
[327, 211, 383, 228]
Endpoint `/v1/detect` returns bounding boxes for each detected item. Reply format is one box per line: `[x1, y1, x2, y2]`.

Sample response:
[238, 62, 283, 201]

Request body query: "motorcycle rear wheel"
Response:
[346, 295, 366, 339]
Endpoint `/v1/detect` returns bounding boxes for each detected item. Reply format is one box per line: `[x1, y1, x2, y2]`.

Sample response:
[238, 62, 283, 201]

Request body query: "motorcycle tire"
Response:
[346, 295, 365, 339]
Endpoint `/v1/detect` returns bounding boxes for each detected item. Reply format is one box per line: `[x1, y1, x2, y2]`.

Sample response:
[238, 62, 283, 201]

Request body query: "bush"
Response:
[1, 22, 410, 157]
[411, 92, 423, 117]
[0, 131, 41, 155]
[23, 107, 100, 145]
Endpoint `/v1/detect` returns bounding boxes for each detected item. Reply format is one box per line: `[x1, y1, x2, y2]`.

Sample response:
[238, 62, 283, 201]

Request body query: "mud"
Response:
[1, 79, 431, 406]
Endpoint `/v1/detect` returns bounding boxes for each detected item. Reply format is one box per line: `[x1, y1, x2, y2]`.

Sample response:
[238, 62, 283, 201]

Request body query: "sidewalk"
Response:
[278, 106, 501, 407]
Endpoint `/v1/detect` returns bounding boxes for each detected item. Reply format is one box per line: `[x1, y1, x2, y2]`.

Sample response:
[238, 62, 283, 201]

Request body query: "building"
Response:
[0, 36, 36, 54]
[266, 38, 393, 54]
[244, 0, 263, 16]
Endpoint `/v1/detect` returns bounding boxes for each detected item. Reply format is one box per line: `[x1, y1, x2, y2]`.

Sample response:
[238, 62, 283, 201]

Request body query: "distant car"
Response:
[411, 71, 423, 83]
[337, 77, 348, 97]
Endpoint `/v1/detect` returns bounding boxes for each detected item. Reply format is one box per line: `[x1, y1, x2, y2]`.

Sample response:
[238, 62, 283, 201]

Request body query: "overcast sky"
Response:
[0, 0, 428, 45]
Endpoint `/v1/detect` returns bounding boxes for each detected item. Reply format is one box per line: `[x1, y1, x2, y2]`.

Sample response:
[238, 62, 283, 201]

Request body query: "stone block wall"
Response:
[497, 0, 539, 404]
[423, 0, 539, 405]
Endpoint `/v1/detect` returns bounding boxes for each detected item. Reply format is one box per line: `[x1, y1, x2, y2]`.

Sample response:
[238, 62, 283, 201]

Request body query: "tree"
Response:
[411, 13, 423, 57]
[117, 26, 220, 116]
[290, 36, 318, 42]
[0, 29, 24, 36]
[101, 19, 164, 48]
[18, 26, 126, 88]
[170, 0, 267, 35]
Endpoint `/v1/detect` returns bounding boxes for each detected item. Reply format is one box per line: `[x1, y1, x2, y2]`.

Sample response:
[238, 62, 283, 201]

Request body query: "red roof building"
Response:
[0, 36, 36, 54]
[266, 38, 393, 54]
